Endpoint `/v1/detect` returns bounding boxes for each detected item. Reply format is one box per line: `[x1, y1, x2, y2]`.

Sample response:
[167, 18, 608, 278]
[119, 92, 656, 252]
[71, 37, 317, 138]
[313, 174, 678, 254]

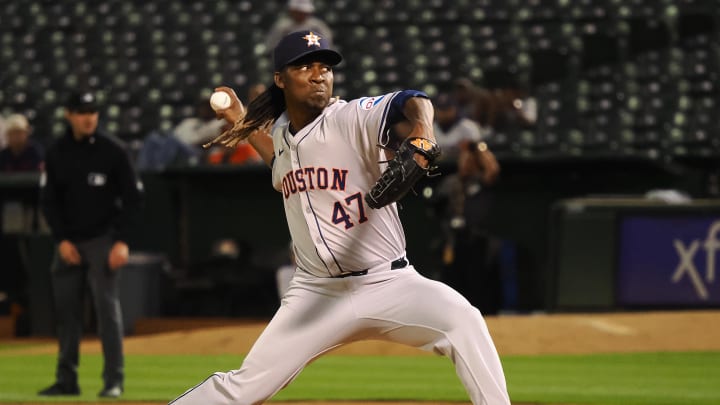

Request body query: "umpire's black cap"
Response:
[65, 91, 99, 113]
[273, 30, 342, 72]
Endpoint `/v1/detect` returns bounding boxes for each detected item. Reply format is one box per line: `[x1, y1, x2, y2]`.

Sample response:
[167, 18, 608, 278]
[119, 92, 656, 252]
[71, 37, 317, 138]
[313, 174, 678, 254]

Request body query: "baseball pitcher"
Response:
[169, 30, 510, 405]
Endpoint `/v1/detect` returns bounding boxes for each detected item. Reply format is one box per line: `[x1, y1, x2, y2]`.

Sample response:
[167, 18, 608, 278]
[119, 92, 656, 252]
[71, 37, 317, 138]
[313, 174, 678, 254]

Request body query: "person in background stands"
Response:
[0, 113, 44, 327]
[453, 78, 502, 131]
[266, 0, 334, 50]
[429, 140, 502, 315]
[0, 113, 44, 172]
[490, 86, 538, 133]
[38, 90, 143, 399]
[174, 97, 226, 150]
[433, 93, 485, 162]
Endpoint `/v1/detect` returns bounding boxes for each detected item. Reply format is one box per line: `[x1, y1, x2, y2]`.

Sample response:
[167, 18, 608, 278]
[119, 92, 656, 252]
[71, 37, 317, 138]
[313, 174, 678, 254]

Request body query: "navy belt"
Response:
[336, 257, 408, 278]
[391, 257, 408, 270]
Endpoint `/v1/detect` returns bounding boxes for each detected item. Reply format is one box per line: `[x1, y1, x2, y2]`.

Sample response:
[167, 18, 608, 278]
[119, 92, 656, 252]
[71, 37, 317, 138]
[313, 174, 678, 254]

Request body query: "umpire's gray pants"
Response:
[51, 234, 124, 388]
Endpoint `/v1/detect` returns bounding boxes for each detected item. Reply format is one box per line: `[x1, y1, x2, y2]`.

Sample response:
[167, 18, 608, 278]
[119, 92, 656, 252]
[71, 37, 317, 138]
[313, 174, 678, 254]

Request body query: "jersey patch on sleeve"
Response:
[358, 95, 386, 111]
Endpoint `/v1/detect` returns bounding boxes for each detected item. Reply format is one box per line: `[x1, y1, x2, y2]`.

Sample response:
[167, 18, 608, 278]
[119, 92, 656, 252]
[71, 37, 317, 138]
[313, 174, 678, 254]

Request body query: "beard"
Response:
[304, 94, 329, 113]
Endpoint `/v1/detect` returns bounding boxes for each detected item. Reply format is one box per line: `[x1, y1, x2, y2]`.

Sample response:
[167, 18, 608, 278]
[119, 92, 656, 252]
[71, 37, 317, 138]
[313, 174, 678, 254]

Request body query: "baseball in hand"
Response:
[210, 91, 232, 111]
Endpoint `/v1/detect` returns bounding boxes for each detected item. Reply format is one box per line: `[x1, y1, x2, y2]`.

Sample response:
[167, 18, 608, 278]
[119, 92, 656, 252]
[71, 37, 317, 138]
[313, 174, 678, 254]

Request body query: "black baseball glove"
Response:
[365, 137, 441, 209]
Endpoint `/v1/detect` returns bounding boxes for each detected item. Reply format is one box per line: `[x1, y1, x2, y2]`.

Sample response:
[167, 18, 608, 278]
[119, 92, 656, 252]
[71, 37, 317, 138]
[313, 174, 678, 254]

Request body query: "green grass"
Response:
[0, 352, 718, 404]
[505, 352, 720, 405]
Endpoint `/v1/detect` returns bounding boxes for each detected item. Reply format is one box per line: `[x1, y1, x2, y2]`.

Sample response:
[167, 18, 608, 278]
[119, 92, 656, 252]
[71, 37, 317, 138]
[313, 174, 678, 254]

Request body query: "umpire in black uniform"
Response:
[38, 91, 142, 398]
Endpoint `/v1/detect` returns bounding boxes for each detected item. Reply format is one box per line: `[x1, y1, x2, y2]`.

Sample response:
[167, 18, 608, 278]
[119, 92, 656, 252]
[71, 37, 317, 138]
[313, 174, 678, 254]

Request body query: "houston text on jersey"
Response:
[281, 167, 349, 198]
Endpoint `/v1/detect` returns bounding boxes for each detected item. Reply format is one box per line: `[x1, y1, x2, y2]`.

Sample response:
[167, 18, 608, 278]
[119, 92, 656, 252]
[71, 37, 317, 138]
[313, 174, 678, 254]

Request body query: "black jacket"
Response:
[41, 129, 142, 243]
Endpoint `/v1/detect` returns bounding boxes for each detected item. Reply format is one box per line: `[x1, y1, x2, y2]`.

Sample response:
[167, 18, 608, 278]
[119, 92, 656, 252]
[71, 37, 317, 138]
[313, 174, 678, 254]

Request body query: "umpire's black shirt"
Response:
[41, 129, 142, 243]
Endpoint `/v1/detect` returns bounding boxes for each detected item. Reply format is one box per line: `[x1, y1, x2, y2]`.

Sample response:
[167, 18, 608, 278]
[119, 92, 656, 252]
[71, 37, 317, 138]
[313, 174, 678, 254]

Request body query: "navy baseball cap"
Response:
[273, 30, 342, 72]
[65, 91, 99, 113]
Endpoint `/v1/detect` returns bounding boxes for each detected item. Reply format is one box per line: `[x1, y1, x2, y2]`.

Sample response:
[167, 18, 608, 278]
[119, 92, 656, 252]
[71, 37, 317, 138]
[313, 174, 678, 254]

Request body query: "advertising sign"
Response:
[617, 216, 720, 306]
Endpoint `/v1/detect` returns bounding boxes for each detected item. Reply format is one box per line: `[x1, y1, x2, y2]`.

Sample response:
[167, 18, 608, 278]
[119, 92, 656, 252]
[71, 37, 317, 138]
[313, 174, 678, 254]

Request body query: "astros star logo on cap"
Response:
[303, 32, 321, 47]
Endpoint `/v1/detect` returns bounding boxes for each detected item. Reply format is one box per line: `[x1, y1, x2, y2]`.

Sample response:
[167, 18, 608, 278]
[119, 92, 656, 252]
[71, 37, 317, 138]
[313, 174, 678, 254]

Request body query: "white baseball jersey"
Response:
[271, 92, 406, 277]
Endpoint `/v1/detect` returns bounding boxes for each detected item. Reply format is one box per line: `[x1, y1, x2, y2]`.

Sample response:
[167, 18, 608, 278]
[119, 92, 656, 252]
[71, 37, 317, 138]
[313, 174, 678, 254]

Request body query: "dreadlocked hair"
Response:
[205, 84, 286, 148]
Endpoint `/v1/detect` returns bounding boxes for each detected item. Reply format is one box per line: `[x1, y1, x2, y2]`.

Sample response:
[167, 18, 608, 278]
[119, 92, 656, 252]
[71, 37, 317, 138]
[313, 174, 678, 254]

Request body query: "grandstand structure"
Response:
[0, 0, 718, 163]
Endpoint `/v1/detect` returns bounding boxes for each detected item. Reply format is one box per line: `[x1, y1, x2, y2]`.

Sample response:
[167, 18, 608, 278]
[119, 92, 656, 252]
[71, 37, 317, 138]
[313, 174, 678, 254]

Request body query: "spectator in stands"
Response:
[0, 113, 44, 172]
[136, 97, 219, 171]
[0, 113, 44, 330]
[452, 78, 500, 132]
[174, 97, 226, 148]
[266, 0, 333, 50]
[491, 86, 537, 132]
[426, 140, 502, 314]
[433, 93, 486, 162]
[452, 78, 481, 120]
[38, 90, 143, 399]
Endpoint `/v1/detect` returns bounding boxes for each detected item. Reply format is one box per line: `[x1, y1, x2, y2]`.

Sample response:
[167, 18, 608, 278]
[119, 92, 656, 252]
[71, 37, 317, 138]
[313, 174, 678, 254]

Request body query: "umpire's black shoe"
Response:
[38, 382, 81, 396]
[98, 384, 123, 398]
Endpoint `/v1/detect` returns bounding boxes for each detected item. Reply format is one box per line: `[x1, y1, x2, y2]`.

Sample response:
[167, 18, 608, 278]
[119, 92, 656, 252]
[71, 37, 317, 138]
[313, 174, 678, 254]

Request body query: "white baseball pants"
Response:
[169, 265, 510, 405]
